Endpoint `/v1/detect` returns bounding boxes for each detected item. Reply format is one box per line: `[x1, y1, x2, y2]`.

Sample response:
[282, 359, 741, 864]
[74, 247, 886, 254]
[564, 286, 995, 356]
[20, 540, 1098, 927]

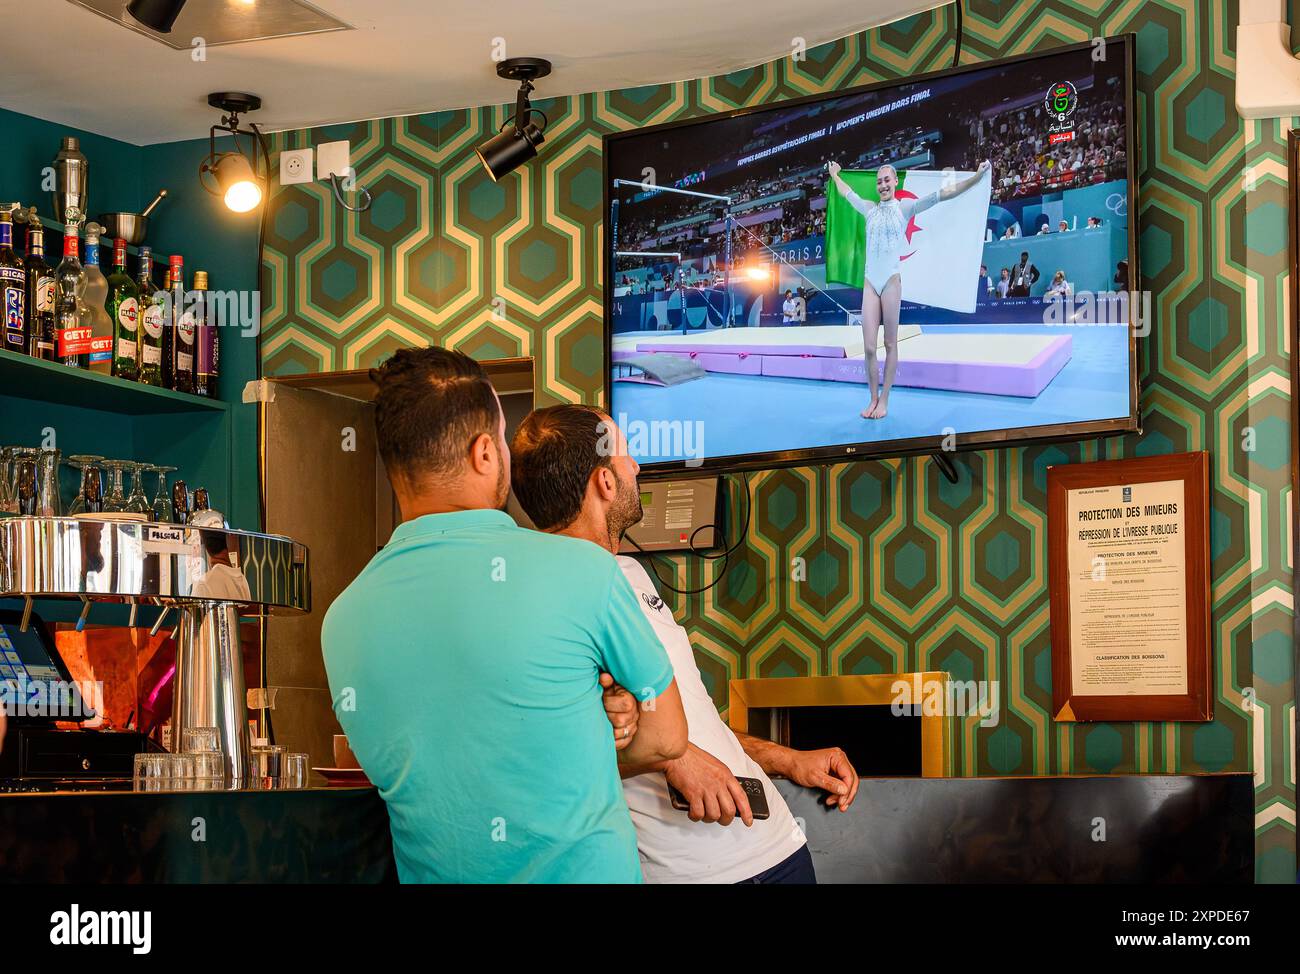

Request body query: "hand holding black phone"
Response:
[669, 775, 771, 820]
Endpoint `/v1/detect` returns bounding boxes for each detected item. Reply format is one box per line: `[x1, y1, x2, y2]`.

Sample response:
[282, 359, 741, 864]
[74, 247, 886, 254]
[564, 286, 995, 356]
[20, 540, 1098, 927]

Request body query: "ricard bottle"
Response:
[0, 209, 25, 353]
[136, 246, 164, 386]
[106, 238, 140, 380]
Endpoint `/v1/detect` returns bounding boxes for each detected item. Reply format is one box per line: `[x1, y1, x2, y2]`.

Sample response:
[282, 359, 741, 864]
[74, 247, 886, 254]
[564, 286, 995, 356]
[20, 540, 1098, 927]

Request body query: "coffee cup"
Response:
[333, 734, 361, 769]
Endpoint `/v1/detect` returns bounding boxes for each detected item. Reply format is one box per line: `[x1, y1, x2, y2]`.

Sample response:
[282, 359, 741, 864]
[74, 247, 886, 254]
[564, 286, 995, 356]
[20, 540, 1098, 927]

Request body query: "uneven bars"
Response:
[612, 179, 732, 203]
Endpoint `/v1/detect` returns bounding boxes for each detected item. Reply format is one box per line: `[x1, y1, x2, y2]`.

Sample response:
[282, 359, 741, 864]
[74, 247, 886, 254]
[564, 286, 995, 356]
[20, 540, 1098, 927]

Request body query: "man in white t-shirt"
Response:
[781, 290, 797, 325]
[510, 405, 860, 884]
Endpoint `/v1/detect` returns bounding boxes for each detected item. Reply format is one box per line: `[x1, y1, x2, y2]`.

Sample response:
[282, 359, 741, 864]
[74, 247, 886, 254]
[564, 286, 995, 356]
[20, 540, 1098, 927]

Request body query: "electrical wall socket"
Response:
[317, 140, 351, 180]
[280, 148, 313, 186]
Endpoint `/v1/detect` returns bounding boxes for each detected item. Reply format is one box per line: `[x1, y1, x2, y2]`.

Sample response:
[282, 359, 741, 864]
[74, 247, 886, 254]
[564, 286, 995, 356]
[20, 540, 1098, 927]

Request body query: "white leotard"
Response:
[864, 198, 911, 293]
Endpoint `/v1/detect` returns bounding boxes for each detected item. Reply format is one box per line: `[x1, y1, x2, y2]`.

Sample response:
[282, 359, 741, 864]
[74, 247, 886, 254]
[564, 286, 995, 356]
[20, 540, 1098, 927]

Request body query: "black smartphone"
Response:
[668, 775, 770, 820]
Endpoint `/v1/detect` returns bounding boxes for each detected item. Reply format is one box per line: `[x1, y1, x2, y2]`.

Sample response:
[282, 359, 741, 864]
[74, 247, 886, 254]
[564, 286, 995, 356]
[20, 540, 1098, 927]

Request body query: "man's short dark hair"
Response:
[369, 346, 500, 482]
[1020, 251, 1029, 259]
[510, 404, 612, 531]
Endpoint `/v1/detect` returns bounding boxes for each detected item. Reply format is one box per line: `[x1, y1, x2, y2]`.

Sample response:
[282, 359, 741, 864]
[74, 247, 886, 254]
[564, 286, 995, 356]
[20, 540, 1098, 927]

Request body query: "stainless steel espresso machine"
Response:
[0, 517, 310, 787]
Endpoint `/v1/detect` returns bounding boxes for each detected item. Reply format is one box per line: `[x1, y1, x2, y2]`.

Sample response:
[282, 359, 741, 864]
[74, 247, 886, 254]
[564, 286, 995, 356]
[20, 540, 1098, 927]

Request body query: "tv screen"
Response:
[603, 37, 1139, 475]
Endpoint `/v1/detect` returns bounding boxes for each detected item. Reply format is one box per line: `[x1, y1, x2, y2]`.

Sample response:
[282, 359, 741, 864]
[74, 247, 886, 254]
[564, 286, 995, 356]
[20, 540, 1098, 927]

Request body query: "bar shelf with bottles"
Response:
[1, 204, 221, 402]
[0, 204, 227, 414]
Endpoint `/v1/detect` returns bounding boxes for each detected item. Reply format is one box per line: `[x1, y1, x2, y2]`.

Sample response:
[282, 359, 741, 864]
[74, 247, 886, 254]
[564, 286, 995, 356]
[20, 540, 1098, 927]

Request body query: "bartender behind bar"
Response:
[322, 347, 688, 883]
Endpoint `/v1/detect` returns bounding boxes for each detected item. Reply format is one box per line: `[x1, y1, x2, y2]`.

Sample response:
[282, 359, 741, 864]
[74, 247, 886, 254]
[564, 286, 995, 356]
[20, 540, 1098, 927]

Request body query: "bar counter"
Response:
[0, 771, 1250, 883]
[0, 784, 396, 883]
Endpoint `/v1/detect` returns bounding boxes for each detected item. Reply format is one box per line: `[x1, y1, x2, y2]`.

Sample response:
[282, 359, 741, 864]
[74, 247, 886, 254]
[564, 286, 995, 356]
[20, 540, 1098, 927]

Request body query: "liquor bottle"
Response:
[167, 254, 194, 393]
[52, 223, 87, 368]
[172, 480, 190, 525]
[0, 209, 25, 353]
[79, 465, 102, 514]
[79, 226, 113, 374]
[22, 213, 54, 360]
[160, 262, 174, 388]
[193, 270, 217, 397]
[136, 246, 164, 386]
[106, 238, 140, 380]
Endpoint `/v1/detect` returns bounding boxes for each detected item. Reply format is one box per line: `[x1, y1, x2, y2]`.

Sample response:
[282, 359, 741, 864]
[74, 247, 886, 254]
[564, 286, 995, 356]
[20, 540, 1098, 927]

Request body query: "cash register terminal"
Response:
[0, 607, 150, 789]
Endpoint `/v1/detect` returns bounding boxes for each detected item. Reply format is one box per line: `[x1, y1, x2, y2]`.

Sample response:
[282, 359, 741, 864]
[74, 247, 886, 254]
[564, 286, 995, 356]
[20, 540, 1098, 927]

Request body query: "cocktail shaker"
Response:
[52, 136, 89, 225]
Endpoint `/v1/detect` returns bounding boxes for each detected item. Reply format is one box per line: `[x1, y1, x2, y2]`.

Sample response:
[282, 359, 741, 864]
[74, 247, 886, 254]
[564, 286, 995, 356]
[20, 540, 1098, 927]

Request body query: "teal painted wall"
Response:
[0, 109, 261, 531]
[140, 134, 261, 530]
[0, 106, 144, 216]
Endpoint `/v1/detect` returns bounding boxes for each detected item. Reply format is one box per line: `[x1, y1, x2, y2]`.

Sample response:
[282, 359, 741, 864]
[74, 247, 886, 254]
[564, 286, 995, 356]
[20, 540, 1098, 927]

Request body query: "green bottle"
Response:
[136, 246, 164, 386]
[106, 238, 139, 380]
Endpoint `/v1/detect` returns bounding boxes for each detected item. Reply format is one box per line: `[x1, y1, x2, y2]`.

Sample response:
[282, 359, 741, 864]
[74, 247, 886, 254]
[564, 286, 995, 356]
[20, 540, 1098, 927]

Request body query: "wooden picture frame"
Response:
[1047, 452, 1211, 722]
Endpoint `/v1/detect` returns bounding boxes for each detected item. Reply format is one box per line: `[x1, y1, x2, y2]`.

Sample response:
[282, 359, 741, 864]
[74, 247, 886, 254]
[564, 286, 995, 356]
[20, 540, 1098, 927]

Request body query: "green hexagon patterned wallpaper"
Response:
[261, 2, 1295, 881]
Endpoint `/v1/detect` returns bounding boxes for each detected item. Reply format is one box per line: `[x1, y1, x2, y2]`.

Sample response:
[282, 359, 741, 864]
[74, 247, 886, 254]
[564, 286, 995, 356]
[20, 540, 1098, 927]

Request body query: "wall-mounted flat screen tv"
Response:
[603, 36, 1140, 476]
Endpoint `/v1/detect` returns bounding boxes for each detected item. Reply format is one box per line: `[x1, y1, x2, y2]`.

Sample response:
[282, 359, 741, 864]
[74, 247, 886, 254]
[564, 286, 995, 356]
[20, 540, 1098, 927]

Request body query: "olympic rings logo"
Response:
[1105, 192, 1127, 216]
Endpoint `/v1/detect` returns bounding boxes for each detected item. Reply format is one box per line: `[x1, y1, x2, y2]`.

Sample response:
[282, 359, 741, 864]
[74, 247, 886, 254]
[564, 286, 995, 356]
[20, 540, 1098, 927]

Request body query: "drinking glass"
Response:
[182, 726, 221, 753]
[13, 452, 38, 516]
[190, 751, 226, 792]
[163, 753, 196, 792]
[101, 460, 128, 513]
[36, 447, 62, 516]
[124, 461, 151, 516]
[281, 752, 309, 789]
[65, 455, 104, 516]
[0, 447, 15, 513]
[150, 465, 177, 523]
[133, 753, 168, 793]
[249, 744, 286, 790]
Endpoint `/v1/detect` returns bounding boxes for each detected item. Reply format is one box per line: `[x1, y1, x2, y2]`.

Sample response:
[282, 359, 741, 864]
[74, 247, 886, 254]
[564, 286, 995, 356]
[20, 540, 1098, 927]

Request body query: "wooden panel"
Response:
[263, 384, 378, 767]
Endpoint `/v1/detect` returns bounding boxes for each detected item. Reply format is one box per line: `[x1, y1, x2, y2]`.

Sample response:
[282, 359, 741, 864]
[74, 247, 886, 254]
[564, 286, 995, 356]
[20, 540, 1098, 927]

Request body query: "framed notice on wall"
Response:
[1047, 452, 1211, 722]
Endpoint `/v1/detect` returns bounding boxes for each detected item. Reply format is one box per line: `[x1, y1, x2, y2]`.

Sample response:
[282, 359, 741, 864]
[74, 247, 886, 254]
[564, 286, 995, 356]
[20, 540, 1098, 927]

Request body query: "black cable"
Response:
[952, 1, 964, 68]
[249, 120, 273, 744]
[623, 472, 751, 596]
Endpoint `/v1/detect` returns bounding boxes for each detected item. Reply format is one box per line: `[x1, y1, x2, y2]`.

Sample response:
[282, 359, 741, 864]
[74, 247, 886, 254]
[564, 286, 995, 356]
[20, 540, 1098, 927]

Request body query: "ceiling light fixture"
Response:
[198, 92, 269, 213]
[475, 57, 552, 181]
[125, 0, 188, 33]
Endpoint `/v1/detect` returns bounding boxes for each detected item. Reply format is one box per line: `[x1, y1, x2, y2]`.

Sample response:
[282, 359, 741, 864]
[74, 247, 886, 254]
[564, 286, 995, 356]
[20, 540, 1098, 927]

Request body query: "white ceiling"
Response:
[1, 0, 942, 145]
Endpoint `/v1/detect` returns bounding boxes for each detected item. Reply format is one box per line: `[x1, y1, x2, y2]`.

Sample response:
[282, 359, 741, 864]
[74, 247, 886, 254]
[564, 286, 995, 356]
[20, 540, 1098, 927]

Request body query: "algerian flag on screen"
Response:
[825, 167, 992, 314]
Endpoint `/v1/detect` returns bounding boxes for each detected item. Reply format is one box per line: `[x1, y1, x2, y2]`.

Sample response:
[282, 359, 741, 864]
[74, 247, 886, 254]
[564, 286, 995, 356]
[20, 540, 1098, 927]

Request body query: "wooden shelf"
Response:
[0, 347, 228, 416]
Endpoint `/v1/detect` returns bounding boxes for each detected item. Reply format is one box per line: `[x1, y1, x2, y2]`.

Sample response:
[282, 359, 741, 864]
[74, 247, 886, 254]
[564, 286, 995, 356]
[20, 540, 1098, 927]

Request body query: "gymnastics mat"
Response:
[617, 326, 1072, 398]
[625, 324, 923, 359]
[760, 333, 1073, 398]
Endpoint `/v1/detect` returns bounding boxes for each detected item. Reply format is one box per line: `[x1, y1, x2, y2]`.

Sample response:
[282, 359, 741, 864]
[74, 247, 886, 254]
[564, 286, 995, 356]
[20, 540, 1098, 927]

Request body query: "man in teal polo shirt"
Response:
[322, 347, 687, 883]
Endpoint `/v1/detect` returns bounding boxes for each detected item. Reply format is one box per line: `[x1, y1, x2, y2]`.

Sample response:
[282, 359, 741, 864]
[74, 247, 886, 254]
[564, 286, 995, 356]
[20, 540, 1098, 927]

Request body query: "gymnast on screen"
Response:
[827, 159, 990, 419]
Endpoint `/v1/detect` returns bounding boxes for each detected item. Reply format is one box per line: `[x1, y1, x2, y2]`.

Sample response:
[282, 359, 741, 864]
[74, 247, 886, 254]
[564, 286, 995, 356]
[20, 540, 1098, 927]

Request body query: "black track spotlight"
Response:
[126, 0, 188, 33]
[475, 57, 552, 181]
[197, 92, 268, 213]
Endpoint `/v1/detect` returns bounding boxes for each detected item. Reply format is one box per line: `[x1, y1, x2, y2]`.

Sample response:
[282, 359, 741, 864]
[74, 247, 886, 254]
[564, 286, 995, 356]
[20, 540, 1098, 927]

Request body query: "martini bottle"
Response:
[167, 254, 194, 393]
[107, 238, 140, 380]
[136, 246, 164, 386]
